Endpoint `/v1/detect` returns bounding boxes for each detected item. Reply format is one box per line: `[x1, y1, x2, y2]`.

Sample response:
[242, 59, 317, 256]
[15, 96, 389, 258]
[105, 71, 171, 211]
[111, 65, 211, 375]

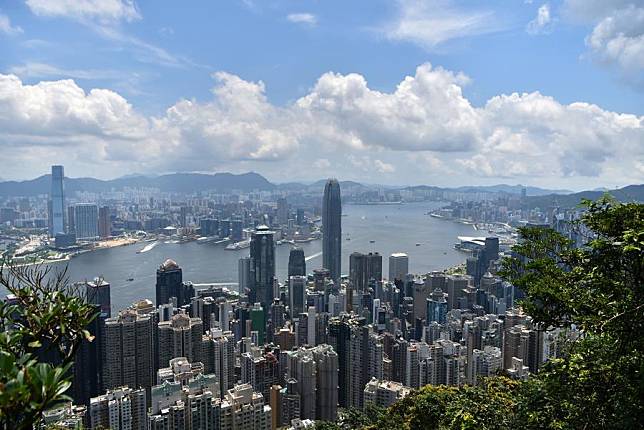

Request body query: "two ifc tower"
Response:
[322, 179, 342, 283]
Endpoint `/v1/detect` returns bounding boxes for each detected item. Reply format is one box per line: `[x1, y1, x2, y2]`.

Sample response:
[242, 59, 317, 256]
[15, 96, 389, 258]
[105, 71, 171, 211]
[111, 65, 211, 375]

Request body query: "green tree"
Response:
[0, 263, 97, 430]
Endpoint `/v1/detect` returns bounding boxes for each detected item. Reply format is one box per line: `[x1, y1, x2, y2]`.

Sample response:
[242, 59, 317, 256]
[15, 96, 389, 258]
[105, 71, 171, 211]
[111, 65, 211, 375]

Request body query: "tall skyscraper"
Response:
[49, 165, 65, 237]
[250, 225, 275, 313]
[388, 253, 409, 281]
[85, 277, 111, 318]
[322, 179, 341, 283]
[238, 256, 253, 295]
[98, 206, 111, 238]
[289, 275, 306, 319]
[157, 313, 203, 370]
[73, 203, 98, 240]
[350, 252, 382, 292]
[276, 197, 289, 225]
[89, 386, 147, 430]
[156, 259, 194, 307]
[288, 247, 306, 277]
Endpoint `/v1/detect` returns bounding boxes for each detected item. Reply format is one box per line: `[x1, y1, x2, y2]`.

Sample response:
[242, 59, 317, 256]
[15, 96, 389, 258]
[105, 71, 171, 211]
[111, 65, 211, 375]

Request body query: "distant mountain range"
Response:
[0, 172, 275, 196]
[0, 173, 641, 207]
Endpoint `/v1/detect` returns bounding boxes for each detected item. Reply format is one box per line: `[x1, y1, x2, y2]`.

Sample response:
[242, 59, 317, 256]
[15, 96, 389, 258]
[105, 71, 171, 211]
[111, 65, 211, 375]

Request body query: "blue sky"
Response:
[0, 0, 643, 189]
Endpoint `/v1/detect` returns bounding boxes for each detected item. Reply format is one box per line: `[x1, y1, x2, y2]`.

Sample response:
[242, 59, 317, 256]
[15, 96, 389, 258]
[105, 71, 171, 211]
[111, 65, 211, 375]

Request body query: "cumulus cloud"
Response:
[563, 0, 644, 84]
[381, 0, 501, 49]
[0, 13, 23, 35]
[25, 0, 140, 23]
[287, 13, 317, 26]
[0, 64, 642, 186]
[526, 4, 554, 35]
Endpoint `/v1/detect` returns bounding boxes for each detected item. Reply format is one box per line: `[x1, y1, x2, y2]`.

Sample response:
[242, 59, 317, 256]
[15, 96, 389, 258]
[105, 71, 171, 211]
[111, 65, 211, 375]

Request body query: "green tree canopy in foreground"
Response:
[0, 264, 97, 430]
[317, 197, 643, 430]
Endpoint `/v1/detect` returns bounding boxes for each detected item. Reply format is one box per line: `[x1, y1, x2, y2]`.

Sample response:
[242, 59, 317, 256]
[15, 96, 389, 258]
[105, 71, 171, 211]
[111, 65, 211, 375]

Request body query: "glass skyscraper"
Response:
[49, 165, 65, 237]
[250, 225, 275, 314]
[322, 179, 341, 282]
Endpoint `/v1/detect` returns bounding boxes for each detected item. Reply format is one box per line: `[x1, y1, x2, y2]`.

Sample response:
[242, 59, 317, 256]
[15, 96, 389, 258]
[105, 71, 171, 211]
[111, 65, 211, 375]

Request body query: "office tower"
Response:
[363, 378, 411, 409]
[350, 252, 382, 292]
[503, 324, 543, 373]
[388, 253, 409, 281]
[85, 277, 111, 318]
[284, 348, 316, 420]
[180, 206, 189, 228]
[241, 347, 280, 399]
[276, 197, 288, 225]
[250, 225, 276, 314]
[103, 308, 156, 394]
[288, 247, 306, 277]
[238, 256, 253, 295]
[158, 313, 203, 370]
[289, 275, 306, 320]
[446, 274, 470, 311]
[156, 259, 194, 307]
[219, 384, 271, 430]
[484, 237, 500, 265]
[322, 179, 342, 283]
[89, 386, 147, 430]
[74, 203, 99, 240]
[231, 218, 243, 241]
[49, 165, 65, 237]
[427, 288, 448, 324]
[98, 206, 111, 238]
[327, 317, 356, 408]
[67, 205, 75, 233]
[296, 208, 304, 225]
[201, 329, 236, 398]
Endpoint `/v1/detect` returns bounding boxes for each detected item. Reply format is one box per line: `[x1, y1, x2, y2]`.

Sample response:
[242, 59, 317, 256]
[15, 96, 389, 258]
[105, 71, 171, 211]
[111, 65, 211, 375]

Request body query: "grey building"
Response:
[322, 179, 341, 283]
[74, 203, 98, 240]
[49, 165, 65, 237]
[250, 225, 276, 314]
[288, 247, 306, 278]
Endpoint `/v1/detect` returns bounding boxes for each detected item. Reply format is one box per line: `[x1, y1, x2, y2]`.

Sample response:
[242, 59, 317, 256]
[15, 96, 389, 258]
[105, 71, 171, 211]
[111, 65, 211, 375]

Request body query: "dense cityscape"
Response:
[0, 166, 584, 429]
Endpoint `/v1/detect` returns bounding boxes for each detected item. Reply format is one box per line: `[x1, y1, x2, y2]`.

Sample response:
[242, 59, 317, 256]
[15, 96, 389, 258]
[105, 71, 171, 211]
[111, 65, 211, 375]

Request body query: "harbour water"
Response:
[3, 202, 476, 312]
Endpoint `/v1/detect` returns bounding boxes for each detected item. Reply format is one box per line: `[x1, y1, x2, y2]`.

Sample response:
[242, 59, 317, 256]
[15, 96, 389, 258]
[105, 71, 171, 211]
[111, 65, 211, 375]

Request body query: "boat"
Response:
[416, 243, 421, 246]
[126, 278, 134, 282]
[225, 239, 251, 251]
[369, 240, 375, 243]
[136, 241, 157, 253]
[346, 237, 351, 241]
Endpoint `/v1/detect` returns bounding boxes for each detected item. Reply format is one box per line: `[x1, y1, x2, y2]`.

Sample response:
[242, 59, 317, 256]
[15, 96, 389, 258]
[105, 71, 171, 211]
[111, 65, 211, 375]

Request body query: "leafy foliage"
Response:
[0, 263, 97, 430]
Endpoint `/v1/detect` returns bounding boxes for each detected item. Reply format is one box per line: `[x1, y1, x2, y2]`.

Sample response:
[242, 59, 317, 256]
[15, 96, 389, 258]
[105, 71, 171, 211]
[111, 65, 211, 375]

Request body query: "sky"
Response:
[0, 0, 643, 190]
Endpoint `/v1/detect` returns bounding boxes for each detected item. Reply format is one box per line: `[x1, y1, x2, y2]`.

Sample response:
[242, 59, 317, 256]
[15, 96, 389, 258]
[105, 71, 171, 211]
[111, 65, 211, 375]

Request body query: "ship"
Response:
[225, 239, 251, 251]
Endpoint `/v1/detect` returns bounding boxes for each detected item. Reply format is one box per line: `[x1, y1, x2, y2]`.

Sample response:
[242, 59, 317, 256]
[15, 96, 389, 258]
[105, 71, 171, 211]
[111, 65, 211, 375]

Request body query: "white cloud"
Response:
[9, 62, 125, 80]
[287, 13, 317, 26]
[0, 13, 23, 35]
[0, 64, 642, 187]
[381, 0, 501, 49]
[563, 0, 644, 84]
[25, 0, 140, 23]
[526, 4, 554, 35]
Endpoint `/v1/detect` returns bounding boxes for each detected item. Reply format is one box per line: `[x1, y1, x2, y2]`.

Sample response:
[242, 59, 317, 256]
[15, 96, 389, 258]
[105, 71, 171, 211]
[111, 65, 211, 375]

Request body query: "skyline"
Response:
[0, 1, 643, 189]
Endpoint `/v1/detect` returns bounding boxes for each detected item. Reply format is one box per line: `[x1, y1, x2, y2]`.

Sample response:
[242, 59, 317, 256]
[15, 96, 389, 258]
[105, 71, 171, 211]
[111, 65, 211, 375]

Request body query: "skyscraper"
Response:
[388, 253, 409, 281]
[157, 313, 203, 370]
[288, 247, 306, 278]
[85, 277, 111, 318]
[289, 275, 306, 318]
[49, 165, 65, 237]
[89, 386, 147, 430]
[73, 203, 98, 240]
[156, 259, 194, 307]
[98, 206, 111, 238]
[238, 256, 253, 295]
[250, 225, 275, 313]
[322, 179, 341, 283]
[350, 252, 382, 292]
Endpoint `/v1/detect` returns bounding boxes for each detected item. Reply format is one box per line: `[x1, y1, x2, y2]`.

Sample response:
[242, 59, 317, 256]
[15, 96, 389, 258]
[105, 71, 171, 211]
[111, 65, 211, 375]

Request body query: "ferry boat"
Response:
[225, 239, 251, 251]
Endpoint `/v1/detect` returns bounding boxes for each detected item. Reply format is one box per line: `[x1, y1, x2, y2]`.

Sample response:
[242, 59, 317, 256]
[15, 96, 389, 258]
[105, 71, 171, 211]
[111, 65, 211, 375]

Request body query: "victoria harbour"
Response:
[35, 202, 474, 311]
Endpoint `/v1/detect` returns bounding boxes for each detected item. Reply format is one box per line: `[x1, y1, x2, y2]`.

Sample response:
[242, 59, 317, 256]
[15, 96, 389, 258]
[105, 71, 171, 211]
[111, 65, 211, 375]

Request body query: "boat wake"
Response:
[305, 251, 322, 262]
[137, 241, 158, 253]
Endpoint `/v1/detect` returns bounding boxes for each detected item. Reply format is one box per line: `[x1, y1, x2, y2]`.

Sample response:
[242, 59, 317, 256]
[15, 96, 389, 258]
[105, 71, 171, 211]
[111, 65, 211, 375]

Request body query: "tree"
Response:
[0, 263, 97, 430]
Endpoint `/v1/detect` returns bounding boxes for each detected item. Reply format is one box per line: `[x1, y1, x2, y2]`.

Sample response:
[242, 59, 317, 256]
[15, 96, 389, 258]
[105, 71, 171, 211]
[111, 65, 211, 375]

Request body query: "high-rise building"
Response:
[98, 206, 111, 238]
[201, 329, 236, 398]
[288, 247, 306, 278]
[289, 275, 306, 319]
[157, 313, 203, 370]
[388, 253, 409, 281]
[276, 197, 289, 225]
[349, 252, 382, 292]
[363, 378, 411, 409]
[427, 288, 448, 324]
[72, 302, 103, 406]
[219, 384, 271, 430]
[322, 179, 342, 283]
[238, 256, 253, 295]
[311, 344, 339, 422]
[241, 347, 280, 400]
[89, 386, 147, 430]
[349, 325, 383, 409]
[102, 308, 156, 394]
[85, 277, 111, 318]
[156, 259, 194, 307]
[49, 165, 65, 237]
[250, 225, 275, 314]
[74, 203, 98, 240]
